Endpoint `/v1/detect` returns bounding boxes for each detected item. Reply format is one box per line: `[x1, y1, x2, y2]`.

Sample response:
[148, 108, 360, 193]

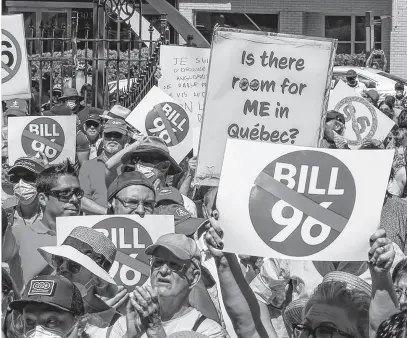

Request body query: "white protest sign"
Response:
[126, 86, 193, 163]
[159, 46, 210, 128]
[1, 15, 31, 100]
[328, 80, 395, 149]
[7, 115, 76, 165]
[196, 28, 336, 186]
[57, 215, 174, 291]
[217, 139, 393, 261]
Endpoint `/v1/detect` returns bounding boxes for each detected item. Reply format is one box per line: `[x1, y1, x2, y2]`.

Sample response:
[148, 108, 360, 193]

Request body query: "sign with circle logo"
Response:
[93, 217, 153, 290]
[248, 150, 356, 257]
[21, 117, 65, 161]
[145, 102, 190, 146]
[8, 115, 77, 166]
[334, 96, 378, 146]
[1, 15, 32, 100]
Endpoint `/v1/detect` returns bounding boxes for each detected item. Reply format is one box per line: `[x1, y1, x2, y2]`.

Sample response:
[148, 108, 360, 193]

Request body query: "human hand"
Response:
[126, 295, 145, 338]
[204, 214, 224, 258]
[154, 66, 162, 81]
[129, 286, 163, 334]
[99, 285, 129, 310]
[368, 229, 395, 273]
[38, 151, 49, 168]
[188, 157, 197, 174]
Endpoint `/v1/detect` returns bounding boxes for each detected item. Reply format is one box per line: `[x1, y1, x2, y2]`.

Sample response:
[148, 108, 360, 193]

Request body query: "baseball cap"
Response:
[326, 110, 345, 124]
[5, 99, 28, 117]
[102, 105, 132, 121]
[395, 82, 405, 91]
[346, 69, 357, 78]
[156, 187, 184, 205]
[107, 171, 155, 201]
[10, 275, 85, 316]
[155, 204, 207, 236]
[104, 119, 128, 135]
[145, 233, 201, 263]
[7, 156, 46, 176]
[85, 114, 102, 124]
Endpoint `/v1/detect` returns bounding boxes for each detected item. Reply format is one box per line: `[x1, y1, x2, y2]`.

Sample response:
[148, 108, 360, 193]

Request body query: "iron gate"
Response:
[26, 0, 170, 114]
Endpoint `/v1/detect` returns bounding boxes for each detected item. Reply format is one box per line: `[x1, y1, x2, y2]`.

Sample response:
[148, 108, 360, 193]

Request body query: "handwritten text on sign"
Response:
[159, 46, 210, 127]
[217, 140, 394, 261]
[196, 30, 335, 186]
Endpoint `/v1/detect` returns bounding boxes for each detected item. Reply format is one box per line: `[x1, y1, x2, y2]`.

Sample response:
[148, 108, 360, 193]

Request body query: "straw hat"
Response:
[38, 226, 118, 297]
[102, 105, 132, 120]
[282, 298, 309, 335]
[322, 271, 372, 296]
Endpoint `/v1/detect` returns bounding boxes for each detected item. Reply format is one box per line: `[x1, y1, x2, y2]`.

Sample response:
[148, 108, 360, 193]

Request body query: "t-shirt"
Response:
[10, 218, 56, 288]
[77, 130, 91, 152]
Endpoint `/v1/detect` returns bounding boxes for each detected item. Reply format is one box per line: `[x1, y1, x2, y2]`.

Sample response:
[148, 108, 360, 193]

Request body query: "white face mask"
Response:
[73, 278, 96, 298]
[13, 179, 38, 205]
[66, 100, 77, 109]
[25, 325, 66, 338]
[135, 164, 163, 191]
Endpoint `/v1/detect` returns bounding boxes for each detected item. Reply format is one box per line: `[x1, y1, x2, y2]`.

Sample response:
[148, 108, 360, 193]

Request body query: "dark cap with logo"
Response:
[85, 114, 102, 124]
[7, 156, 46, 176]
[10, 275, 84, 316]
[104, 119, 128, 135]
[346, 69, 357, 78]
[5, 99, 28, 117]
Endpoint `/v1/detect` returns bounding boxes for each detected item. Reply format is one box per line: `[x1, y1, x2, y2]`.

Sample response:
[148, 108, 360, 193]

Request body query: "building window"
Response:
[325, 15, 382, 54]
[195, 12, 279, 43]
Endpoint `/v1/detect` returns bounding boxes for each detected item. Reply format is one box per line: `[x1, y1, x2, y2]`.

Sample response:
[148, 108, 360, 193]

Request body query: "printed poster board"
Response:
[328, 80, 395, 149]
[196, 28, 337, 186]
[159, 46, 210, 128]
[126, 86, 193, 163]
[1, 15, 31, 100]
[217, 139, 394, 261]
[57, 215, 174, 291]
[8, 115, 76, 165]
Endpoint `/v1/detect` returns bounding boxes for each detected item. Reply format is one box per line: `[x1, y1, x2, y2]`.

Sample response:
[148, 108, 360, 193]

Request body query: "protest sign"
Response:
[57, 215, 174, 291]
[195, 28, 337, 186]
[328, 80, 395, 148]
[159, 46, 210, 127]
[7, 116, 76, 165]
[126, 86, 193, 163]
[1, 15, 31, 100]
[217, 139, 393, 261]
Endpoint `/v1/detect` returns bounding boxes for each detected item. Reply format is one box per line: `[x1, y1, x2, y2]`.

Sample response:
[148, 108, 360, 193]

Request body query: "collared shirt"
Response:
[10, 218, 56, 289]
[79, 153, 110, 208]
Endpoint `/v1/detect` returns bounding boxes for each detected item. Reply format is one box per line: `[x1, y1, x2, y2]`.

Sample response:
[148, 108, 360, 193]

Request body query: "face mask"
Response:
[66, 100, 77, 110]
[73, 278, 96, 298]
[135, 164, 162, 191]
[13, 179, 38, 205]
[25, 325, 65, 338]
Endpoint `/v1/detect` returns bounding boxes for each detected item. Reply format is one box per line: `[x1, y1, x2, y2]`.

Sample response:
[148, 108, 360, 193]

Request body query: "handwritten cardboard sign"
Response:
[328, 80, 395, 149]
[217, 139, 393, 261]
[159, 46, 210, 128]
[195, 28, 337, 186]
[126, 86, 193, 163]
[1, 15, 31, 100]
[57, 215, 174, 291]
[7, 115, 76, 165]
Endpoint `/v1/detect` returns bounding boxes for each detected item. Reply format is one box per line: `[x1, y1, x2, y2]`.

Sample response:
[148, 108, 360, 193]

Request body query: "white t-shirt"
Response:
[103, 308, 224, 338]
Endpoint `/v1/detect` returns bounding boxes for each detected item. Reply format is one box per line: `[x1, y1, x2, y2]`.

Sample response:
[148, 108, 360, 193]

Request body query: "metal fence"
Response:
[26, 0, 170, 114]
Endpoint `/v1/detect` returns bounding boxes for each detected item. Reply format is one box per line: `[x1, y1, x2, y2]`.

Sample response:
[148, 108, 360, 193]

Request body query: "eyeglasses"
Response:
[292, 324, 353, 338]
[114, 196, 155, 213]
[48, 188, 84, 203]
[150, 257, 187, 272]
[104, 132, 124, 139]
[52, 256, 82, 274]
[85, 121, 100, 129]
[130, 154, 168, 166]
[395, 287, 407, 299]
[9, 173, 37, 184]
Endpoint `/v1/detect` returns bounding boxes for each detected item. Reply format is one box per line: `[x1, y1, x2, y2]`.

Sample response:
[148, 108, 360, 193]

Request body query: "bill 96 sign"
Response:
[249, 150, 356, 257]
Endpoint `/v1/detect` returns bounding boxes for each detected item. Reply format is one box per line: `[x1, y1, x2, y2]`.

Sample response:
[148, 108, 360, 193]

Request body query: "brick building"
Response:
[179, 0, 407, 78]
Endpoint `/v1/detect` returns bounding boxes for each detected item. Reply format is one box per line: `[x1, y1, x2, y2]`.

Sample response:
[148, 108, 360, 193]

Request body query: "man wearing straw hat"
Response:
[38, 226, 128, 337]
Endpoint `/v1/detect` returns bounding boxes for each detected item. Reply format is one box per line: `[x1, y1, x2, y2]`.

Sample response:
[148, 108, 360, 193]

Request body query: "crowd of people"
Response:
[1, 50, 407, 338]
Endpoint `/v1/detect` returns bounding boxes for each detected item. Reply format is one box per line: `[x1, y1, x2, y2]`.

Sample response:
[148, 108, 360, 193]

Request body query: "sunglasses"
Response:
[85, 121, 100, 129]
[47, 188, 84, 203]
[52, 256, 82, 274]
[9, 172, 37, 184]
[104, 132, 124, 139]
[150, 257, 187, 272]
[131, 157, 171, 171]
